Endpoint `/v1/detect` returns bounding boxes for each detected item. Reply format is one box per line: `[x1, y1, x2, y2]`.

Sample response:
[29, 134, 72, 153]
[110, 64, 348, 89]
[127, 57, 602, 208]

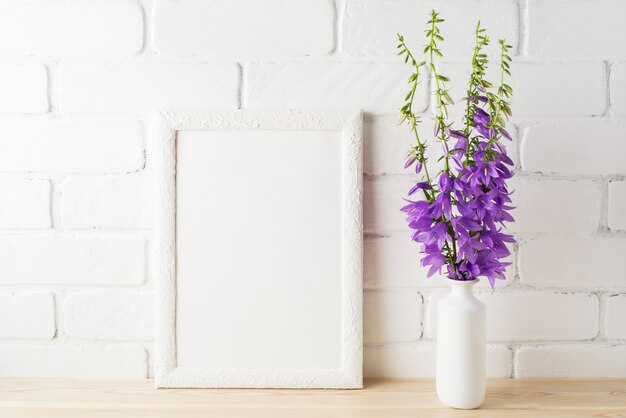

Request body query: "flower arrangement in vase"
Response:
[397, 11, 515, 409]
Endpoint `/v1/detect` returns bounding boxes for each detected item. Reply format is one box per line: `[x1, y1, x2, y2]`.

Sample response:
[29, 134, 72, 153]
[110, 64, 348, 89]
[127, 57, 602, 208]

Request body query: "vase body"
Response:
[436, 278, 485, 409]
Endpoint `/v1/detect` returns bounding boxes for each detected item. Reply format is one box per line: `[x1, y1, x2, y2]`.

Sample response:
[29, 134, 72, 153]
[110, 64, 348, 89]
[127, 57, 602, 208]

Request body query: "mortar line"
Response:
[605, 61, 614, 117]
[598, 177, 610, 232]
[137, 0, 149, 56]
[45, 60, 59, 114]
[331, 0, 343, 55]
[237, 63, 244, 109]
[519, 0, 530, 57]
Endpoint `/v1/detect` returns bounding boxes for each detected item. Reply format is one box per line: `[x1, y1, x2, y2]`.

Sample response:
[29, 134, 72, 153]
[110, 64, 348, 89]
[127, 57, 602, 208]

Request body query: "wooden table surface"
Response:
[1, 378, 625, 417]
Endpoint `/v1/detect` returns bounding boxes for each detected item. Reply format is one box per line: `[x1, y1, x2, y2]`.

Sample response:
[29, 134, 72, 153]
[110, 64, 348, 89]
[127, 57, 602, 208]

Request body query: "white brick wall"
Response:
[342, 0, 519, 59]
[509, 63, 606, 117]
[605, 294, 626, 339]
[0, 179, 50, 229]
[608, 181, 626, 231]
[0, 235, 145, 285]
[245, 62, 425, 114]
[59, 63, 239, 113]
[0, 293, 55, 339]
[64, 292, 154, 340]
[364, 290, 422, 344]
[0, 0, 623, 379]
[519, 238, 626, 288]
[365, 344, 512, 378]
[0, 117, 144, 173]
[0, 345, 147, 378]
[0, 0, 143, 58]
[0, 64, 48, 113]
[521, 120, 626, 175]
[516, 345, 626, 378]
[509, 178, 600, 234]
[364, 176, 414, 233]
[61, 174, 153, 229]
[365, 235, 437, 288]
[443, 62, 606, 117]
[364, 235, 514, 289]
[527, 0, 626, 58]
[153, 0, 334, 57]
[426, 291, 599, 341]
[612, 63, 626, 115]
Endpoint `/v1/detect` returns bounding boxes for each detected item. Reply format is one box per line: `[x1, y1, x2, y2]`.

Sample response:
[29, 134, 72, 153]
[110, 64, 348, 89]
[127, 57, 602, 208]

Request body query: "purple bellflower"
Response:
[397, 13, 515, 288]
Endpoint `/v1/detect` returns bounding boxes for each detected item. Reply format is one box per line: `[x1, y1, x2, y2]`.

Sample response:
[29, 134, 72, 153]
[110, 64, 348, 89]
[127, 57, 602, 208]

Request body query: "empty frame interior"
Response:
[155, 111, 363, 388]
[175, 129, 343, 370]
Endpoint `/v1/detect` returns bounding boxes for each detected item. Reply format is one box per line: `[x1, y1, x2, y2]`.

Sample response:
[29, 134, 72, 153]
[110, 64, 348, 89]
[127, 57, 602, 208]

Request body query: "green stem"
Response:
[399, 39, 435, 201]
[428, 27, 450, 173]
[427, 14, 457, 270]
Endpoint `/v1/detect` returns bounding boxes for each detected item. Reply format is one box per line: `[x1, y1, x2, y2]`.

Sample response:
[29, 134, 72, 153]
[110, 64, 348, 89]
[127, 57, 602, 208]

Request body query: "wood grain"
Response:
[0, 378, 625, 417]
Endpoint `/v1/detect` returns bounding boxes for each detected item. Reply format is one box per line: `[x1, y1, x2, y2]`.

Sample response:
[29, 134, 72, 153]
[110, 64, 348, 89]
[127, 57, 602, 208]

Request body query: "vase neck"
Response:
[448, 278, 478, 296]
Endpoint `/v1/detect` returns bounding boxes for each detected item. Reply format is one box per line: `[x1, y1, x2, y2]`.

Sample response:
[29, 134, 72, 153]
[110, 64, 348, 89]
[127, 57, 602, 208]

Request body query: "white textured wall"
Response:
[0, 0, 624, 379]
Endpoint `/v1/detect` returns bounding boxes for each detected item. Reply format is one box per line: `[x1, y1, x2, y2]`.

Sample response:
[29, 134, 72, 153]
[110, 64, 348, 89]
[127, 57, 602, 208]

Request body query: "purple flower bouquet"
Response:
[397, 11, 515, 288]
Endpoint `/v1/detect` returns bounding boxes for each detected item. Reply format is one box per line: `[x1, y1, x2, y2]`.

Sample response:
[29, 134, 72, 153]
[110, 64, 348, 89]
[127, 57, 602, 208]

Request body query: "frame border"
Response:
[153, 110, 363, 388]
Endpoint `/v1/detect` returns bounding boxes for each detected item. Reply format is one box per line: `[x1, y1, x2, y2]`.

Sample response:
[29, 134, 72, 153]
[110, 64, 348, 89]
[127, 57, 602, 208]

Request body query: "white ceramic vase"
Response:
[435, 278, 486, 409]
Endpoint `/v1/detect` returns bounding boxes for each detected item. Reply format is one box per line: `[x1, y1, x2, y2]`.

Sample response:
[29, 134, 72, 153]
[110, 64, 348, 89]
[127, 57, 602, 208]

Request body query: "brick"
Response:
[364, 176, 415, 233]
[0, 293, 55, 339]
[343, 0, 518, 59]
[613, 63, 626, 115]
[364, 116, 443, 175]
[245, 62, 426, 115]
[153, 0, 332, 57]
[516, 345, 626, 378]
[509, 178, 600, 234]
[0, 64, 47, 113]
[364, 290, 422, 344]
[605, 294, 626, 339]
[0, 117, 144, 173]
[522, 120, 626, 175]
[364, 116, 418, 175]
[426, 291, 598, 341]
[59, 63, 238, 113]
[365, 239, 515, 288]
[520, 238, 626, 288]
[528, 0, 626, 57]
[365, 343, 511, 378]
[0, 345, 147, 378]
[609, 181, 626, 231]
[512, 63, 606, 117]
[364, 235, 514, 289]
[0, 179, 50, 229]
[62, 174, 152, 229]
[365, 235, 442, 288]
[0, 235, 144, 285]
[64, 292, 153, 340]
[0, 0, 142, 57]
[443, 62, 605, 117]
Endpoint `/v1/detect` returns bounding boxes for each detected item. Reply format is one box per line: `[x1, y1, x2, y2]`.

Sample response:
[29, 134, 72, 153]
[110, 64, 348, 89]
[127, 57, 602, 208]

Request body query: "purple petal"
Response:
[404, 155, 417, 168]
[408, 182, 432, 195]
[499, 128, 513, 141]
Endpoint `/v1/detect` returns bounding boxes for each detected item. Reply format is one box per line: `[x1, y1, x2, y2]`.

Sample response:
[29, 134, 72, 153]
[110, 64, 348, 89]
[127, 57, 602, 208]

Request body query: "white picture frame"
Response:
[153, 110, 363, 388]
